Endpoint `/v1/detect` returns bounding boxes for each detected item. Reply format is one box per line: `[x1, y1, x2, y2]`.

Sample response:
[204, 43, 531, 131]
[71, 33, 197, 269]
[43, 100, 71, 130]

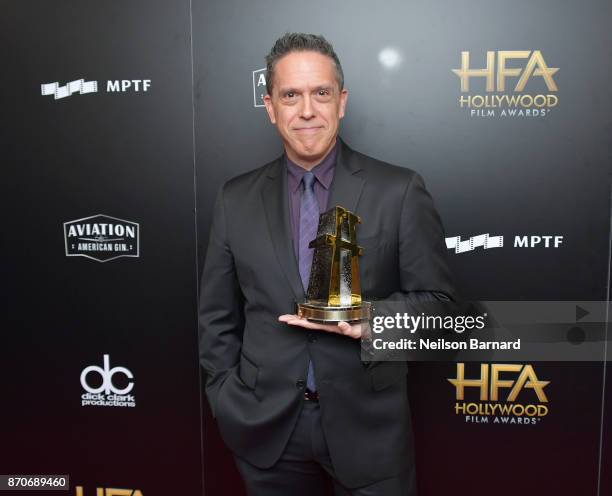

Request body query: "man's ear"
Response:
[338, 88, 349, 119]
[263, 94, 276, 124]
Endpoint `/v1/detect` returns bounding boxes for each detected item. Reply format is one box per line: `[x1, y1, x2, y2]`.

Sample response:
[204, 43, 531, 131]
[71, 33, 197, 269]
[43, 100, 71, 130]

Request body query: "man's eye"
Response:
[318, 89, 329, 96]
[285, 92, 295, 98]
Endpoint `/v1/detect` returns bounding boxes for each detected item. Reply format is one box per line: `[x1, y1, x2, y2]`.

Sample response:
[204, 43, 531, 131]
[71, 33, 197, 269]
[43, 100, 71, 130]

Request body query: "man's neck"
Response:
[285, 138, 338, 171]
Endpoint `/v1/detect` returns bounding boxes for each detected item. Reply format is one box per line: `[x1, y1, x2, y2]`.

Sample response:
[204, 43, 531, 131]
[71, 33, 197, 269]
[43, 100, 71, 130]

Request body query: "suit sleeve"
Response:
[198, 185, 245, 417]
[362, 172, 459, 364]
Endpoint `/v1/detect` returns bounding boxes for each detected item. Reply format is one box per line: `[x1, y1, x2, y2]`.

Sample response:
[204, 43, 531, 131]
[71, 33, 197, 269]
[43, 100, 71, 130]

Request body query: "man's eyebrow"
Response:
[278, 86, 300, 94]
[277, 84, 335, 94]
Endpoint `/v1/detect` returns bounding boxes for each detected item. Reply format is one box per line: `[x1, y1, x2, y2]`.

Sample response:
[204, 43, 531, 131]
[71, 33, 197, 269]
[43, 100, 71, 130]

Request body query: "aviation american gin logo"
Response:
[63, 214, 139, 262]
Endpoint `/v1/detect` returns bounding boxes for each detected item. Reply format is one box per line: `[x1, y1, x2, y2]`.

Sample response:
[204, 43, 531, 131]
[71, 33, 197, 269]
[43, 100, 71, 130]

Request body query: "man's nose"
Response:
[299, 94, 315, 119]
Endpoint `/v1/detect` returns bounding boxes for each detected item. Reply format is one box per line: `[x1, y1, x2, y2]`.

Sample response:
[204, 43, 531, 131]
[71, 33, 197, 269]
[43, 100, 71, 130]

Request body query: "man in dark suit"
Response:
[199, 33, 455, 495]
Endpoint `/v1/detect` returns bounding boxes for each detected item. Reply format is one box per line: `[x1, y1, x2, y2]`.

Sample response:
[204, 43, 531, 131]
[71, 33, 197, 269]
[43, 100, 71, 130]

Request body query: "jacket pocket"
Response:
[371, 362, 407, 391]
[239, 351, 259, 390]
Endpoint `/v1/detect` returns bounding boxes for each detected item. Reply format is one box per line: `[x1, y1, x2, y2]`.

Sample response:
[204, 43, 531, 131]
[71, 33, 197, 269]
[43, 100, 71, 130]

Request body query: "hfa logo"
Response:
[447, 363, 550, 424]
[63, 214, 139, 262]
[75, 487, 142, 496]
[253, 68, 266, 107]
[452, 50, 559, 118]
[80, 354, 136, 408]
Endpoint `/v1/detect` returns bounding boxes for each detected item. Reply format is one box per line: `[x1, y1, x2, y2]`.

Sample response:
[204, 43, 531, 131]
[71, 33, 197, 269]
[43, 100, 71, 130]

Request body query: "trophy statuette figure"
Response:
[297, 205, 372, 323]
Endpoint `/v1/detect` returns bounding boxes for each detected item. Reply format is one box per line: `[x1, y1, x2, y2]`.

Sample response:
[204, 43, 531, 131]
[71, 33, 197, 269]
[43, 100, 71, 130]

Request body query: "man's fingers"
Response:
[278, 314, 339, 332]
[278, 314, 298, 323]
[338, 321, 362, 339]
[278, 315, 362, 339]
[337, 321, 351, 334]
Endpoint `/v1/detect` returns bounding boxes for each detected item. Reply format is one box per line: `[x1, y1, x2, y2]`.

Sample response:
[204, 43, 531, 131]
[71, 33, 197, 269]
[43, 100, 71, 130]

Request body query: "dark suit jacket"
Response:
[198, 140, 455, 488]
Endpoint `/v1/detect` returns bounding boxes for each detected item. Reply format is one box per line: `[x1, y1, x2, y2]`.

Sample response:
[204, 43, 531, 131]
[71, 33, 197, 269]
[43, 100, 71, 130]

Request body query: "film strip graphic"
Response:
[41, 79, 98, 100]
[445, 233, 504, 253]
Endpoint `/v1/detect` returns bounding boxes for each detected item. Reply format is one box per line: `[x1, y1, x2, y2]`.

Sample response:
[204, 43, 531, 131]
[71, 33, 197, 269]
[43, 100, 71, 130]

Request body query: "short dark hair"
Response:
[265, 32, 344, 96]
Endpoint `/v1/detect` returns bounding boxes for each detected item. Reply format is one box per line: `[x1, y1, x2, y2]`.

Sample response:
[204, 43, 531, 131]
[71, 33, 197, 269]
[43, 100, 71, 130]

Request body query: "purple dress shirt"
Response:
[286, 140, 338, 265]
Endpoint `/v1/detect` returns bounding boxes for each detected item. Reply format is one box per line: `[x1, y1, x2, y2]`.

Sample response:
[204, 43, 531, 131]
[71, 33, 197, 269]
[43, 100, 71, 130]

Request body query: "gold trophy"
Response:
[297, 205, 372, 323]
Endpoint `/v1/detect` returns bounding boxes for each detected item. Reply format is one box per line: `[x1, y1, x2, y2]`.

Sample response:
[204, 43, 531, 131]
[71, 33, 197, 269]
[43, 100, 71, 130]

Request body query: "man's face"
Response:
[264, 51, 348, 169]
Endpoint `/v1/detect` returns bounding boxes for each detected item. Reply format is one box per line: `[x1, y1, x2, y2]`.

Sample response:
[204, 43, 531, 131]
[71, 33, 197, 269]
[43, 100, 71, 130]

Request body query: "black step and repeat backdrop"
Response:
[3, 0, 612, 495]
[3, 1, 202, 494]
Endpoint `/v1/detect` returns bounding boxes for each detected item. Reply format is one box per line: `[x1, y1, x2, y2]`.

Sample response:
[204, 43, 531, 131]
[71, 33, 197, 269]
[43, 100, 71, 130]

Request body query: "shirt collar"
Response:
[286, 139, 339, 193]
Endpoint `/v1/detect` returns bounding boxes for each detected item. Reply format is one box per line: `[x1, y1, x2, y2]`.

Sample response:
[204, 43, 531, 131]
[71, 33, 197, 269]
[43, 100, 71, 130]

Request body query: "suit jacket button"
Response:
[295, 380, 306, 389]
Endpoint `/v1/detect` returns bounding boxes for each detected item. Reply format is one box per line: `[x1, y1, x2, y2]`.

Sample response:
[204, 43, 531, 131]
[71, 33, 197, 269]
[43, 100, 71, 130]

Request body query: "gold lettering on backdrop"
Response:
[453, 50, 559, 92]
[448, 363, 549, 402]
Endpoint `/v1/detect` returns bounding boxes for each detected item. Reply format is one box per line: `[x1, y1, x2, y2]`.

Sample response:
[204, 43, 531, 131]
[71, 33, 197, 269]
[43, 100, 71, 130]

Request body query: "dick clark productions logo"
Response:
[80, 354, 136, 408]
[63, 214, 139, 262]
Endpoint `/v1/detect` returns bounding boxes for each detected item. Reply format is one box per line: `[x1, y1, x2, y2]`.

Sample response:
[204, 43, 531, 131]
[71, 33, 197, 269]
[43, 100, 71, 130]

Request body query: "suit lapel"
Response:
[260, 141, 366, 303]
[261, 158, 305, 301]
[327, 141, 366, 214]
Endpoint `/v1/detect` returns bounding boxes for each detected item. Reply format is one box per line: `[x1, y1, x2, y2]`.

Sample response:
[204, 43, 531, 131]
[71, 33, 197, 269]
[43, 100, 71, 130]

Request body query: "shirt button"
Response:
[295, 380, 306, 389]
[308, 333, 317, 342]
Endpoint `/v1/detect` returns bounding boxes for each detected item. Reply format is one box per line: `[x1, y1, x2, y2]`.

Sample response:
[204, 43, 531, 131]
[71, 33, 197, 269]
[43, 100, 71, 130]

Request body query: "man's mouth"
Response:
[293, 126, 323, 133]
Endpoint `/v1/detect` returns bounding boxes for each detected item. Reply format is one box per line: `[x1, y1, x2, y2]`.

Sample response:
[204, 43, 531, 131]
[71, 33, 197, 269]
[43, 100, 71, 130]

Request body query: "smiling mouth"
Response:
[293, 127, 323, 133]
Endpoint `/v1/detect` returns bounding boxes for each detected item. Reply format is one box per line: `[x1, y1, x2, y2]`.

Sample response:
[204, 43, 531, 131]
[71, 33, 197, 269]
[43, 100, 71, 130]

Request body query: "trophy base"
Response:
[297, 301, 372, 324]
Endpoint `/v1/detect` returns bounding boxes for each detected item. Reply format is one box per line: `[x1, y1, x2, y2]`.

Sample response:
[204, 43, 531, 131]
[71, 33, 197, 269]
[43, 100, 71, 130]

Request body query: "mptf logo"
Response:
[75, 487, 142, 496]
[452, 50, 559, 118]
[445, 234, 563, 254]
[80, 354, 136, 408]
[63, 214, 139, 262]
[445, 233, 503, 254]
[41, 78, 151, 100]
[253, 68, 266, 107]
[41, 79, 98, 100]
[447, 363, 550, 425]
